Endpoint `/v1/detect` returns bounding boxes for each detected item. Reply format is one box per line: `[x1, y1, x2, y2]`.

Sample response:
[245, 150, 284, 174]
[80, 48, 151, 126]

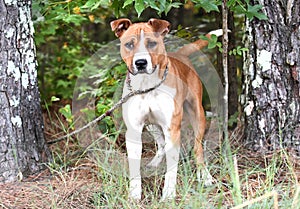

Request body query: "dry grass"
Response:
[0, 108, 299, 208]
[1, 139, 299, 208]
[0, 162, 102, 208]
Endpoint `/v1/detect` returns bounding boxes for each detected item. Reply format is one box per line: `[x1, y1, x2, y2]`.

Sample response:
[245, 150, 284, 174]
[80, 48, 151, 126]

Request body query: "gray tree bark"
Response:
[242, 0, 300, 152]
[0, 0, 50, 182]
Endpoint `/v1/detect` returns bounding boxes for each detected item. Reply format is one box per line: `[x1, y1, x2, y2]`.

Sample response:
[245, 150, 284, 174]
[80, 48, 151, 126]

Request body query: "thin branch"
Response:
[222, 0, 229, 141]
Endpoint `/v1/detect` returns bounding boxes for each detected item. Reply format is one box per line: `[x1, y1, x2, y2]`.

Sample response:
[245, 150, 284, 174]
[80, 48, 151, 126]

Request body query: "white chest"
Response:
[122, 76, 176, 128]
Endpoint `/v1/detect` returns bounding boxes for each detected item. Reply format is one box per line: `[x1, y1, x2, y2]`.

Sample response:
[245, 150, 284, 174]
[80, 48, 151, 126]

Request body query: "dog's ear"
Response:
[148, 18, 170, 36]
[110, 18, 132, 38]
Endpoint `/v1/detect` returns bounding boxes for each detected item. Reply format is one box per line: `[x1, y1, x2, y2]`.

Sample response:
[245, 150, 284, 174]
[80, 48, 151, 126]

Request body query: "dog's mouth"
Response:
[130, 64, 158, 75]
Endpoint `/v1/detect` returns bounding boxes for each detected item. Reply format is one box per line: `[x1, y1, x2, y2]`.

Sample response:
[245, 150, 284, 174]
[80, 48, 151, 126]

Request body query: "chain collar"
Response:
[126, 65, 169, 93]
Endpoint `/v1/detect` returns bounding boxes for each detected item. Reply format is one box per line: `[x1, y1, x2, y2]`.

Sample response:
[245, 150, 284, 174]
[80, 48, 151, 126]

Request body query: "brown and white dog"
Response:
[111, 18, 222, 201]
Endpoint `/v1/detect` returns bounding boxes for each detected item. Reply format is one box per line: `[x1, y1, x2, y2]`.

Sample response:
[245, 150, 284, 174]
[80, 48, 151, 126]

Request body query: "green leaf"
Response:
[54, 14, 86, 26]
[59, 104, 73, 124]
[208, 42, 216, 49]
[229, 46, 248, 56]
[165, 2, 181, 15]
[199, 35, 210, 41]
[233, 5, 246, 14]
[135, 0, 146, 17]
[57, 80, 71, 88]
[82, 0, 109, 9]
[246, 4, 268, 20]
[199, 34, 221, 50]
[96, 103, 109, 114]
[99, 0, 110, 6]
[111, 0, 121, 18]
[91, 1, 102, 10]
[145, 0, 160, 12]
[51, 96, 60, 102]
[228, 111, 239, 127]
[193, 0, 220, 13]
[227, 0, 237, 8]
[82, 0, 97, 9]
[123, 0, 134, 8]
[208, 34, 218, 49]
[158, 0, 167, 15]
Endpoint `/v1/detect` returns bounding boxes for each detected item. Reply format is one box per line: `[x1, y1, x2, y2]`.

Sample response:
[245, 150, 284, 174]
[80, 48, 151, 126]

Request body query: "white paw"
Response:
[197, 167, 213, 186]
[129, 189, 141, 200]
[129, 179, 142, 200]
[161, 187, 176, 201]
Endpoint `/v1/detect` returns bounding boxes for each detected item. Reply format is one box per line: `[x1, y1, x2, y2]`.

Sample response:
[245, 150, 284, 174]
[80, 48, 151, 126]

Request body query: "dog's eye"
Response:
[147, 41, 157, 49]
[125, 41, 134, 50]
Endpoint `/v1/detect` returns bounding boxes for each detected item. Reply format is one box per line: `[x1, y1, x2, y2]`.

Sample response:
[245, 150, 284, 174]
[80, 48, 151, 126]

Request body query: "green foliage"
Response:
[227, 0, 268, 20]
[80, 0, 182, 17]
[59, 104, 74, 129]
[199, 34, 222, 52]
[82, 0, 110, 11]
[192, 0, 221, 12]
[94, 63, 127, 133]
[244, 3, 268, 20]
[174, 25, 194, 39]
[190, 0, 267, 20]
[32, 0, 267, 136]
[50, 96, 60, 102]
[122, 0, 182, 17]
[229, 45, 249, 56]
[33, 0, 104, 102]
[33, 0, 184, 103]
[33, 0, 266, 102]
[192, 0, 267, 52]
[228, 111, 239, 127]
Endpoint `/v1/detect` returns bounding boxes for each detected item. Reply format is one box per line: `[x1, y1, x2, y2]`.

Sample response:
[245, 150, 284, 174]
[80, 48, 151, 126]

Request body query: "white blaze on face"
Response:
[133, 30, 153, 74]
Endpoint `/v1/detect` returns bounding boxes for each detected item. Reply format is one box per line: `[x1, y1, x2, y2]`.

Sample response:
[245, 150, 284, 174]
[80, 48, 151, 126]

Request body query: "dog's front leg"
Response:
[161, 128, 180, 201]
[126, 128, 143, 200]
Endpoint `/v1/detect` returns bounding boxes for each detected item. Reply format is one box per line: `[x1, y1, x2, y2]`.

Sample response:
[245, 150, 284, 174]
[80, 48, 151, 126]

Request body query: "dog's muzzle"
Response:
[131, 59, 157, 75]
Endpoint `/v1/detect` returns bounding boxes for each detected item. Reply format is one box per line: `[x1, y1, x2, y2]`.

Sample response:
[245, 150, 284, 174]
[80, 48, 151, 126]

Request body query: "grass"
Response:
[0, 110, 299, 208]
[1, 138, 299, 208]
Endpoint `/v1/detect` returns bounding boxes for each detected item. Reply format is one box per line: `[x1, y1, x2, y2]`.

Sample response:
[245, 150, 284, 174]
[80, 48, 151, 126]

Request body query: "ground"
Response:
[0, 102, 299, 208]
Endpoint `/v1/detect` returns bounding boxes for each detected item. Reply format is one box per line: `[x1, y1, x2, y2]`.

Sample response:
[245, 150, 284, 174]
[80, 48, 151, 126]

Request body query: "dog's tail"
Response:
[176, 29, 223, 56]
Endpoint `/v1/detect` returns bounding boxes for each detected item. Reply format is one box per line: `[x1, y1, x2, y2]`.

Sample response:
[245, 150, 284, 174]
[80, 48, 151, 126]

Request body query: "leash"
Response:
[48, 66, 169, 144]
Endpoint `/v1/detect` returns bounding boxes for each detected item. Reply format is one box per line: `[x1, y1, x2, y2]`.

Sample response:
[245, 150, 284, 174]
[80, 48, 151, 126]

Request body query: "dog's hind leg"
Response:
[184, 100, 213, 186]
[146, 124, 165, 167]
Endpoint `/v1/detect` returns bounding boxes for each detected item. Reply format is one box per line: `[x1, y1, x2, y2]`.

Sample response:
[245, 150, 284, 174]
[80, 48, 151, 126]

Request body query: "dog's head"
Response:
[111, 18, 170, 75]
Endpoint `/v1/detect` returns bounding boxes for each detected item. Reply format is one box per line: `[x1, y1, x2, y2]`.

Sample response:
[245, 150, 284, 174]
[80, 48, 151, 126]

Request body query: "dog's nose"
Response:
[135, 59, 147, 71]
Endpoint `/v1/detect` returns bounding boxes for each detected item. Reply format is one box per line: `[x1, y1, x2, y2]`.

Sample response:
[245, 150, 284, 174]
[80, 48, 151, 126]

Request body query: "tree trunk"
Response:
[242, 0, 300, 153]
[0, 0, 50, 182]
